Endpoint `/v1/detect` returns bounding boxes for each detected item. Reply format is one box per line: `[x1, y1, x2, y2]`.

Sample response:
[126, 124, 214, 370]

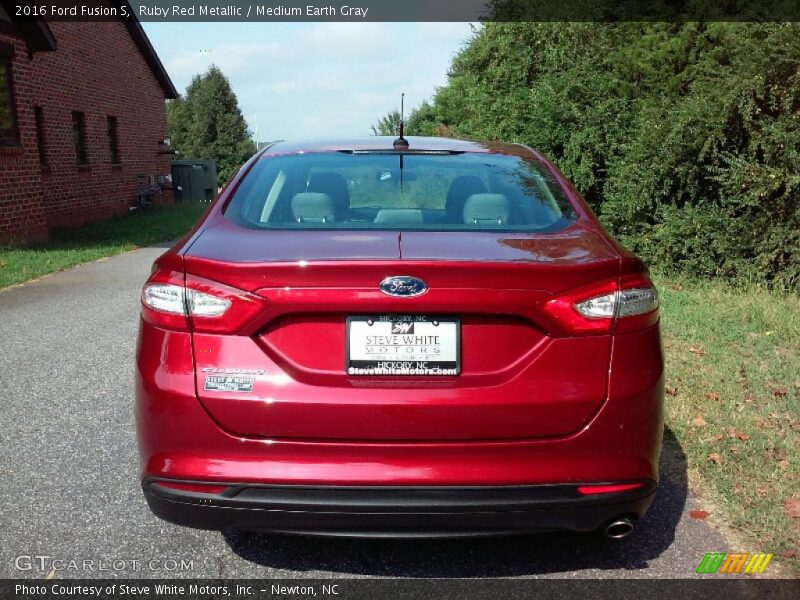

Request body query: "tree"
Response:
[406, 101, 441, 137]
[370, 109, 401, 136]
[419, 22, 800, 289]
[371, 102, 444, 137]
[168, 65, 256, 185]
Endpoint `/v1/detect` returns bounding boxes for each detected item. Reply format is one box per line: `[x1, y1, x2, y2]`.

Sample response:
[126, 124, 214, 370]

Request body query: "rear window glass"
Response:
[224, 151, 577, 232]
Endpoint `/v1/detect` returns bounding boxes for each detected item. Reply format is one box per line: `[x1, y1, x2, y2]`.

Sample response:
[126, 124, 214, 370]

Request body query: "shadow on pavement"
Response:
[223, 428, 687, 577]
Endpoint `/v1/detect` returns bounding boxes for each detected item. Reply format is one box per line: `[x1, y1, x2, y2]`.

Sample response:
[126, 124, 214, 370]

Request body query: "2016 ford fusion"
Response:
[136, 136, 663, 538]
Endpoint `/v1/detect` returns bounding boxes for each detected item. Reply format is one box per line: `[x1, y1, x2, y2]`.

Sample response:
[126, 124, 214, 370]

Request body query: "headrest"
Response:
[290, 192, 336, 223]
[445, 175, 487, 219]
[373, 209, 424, 224]
[463, 194, 510, 225]
[307, 172, 350, 216]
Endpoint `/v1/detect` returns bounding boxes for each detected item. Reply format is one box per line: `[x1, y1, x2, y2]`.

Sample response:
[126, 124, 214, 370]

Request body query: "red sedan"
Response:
[136, 137, 663, 539]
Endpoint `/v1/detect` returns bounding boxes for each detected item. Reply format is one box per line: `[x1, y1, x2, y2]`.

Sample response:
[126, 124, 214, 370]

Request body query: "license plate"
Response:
[346, 315, 460, 376]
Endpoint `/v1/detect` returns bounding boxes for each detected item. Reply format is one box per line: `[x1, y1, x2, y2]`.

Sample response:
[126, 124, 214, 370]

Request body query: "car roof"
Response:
[260, 137, 539, 159]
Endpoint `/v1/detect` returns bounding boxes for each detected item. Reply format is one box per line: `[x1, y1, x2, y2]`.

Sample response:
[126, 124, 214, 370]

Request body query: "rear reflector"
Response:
[152, 481, 227, 494]
[576, 483, 644, 495]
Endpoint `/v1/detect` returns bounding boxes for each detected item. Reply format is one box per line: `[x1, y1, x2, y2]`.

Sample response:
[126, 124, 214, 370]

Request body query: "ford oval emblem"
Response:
[379, 276, 428, 297]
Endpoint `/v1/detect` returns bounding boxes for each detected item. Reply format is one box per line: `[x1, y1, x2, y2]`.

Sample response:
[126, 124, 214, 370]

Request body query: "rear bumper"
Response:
[136, 322, 665, 536]
[143, 479, 656, 537]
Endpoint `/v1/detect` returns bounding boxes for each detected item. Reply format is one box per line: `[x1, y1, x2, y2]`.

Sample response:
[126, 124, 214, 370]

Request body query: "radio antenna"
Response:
[393, 93, 409, 151]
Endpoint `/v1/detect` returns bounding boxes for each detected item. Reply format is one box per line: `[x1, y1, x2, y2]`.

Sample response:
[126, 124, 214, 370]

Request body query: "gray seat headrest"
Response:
[446, 176, 487, 221]
[291, 192, 336, 223]
[374, 209, 424, 225]
[463, 194, 510, 225]
[307, 172, 350, 219]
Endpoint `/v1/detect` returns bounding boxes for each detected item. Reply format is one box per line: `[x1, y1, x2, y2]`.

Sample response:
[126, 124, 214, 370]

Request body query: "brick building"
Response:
[0, 2, 177, 241]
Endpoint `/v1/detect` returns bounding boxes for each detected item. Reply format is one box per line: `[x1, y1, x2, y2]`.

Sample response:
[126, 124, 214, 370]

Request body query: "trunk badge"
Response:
[379, 276, 428, 297]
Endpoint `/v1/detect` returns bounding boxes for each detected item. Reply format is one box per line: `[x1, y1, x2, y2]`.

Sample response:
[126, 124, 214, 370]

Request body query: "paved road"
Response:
[0, 245, 735, 580]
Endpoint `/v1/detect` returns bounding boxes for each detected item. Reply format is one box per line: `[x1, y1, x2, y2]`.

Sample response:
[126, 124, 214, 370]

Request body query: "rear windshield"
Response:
[224, 151, 577, 232]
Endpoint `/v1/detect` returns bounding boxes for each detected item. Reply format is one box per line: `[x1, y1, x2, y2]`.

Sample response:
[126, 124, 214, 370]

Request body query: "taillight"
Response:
[141, 270, 265, 333]
[540, 274, 659, 335]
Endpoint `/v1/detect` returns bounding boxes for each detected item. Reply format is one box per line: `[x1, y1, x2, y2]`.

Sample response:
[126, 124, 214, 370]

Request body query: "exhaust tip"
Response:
[604, 517, 635, 539]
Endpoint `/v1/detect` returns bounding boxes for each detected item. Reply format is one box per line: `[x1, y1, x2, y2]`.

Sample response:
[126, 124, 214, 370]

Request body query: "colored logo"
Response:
[379, 276, 428, 298]
[696, 552, 773, 575]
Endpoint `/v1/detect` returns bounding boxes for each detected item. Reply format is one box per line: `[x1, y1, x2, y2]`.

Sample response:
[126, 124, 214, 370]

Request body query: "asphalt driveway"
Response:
[0, 244, 734, 579]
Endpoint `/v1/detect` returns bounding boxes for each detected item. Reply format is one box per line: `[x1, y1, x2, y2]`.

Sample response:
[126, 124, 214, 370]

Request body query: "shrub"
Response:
[420, 22, 800, 289]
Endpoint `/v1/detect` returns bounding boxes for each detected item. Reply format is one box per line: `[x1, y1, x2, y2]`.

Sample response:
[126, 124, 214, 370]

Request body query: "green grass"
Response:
[656, 273, 799, 570]
[0, 203, 208, 289]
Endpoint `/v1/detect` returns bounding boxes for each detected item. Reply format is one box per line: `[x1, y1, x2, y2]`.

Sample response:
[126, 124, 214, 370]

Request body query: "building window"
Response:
[107, 116, 121, 163]
[34, 106, 47, 165]
[71, 111, 87, 165]
[0, 50, 19, 147]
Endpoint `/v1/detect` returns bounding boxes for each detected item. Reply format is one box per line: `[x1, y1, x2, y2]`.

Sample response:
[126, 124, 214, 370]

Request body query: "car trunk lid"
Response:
[186, 225, 621, 441]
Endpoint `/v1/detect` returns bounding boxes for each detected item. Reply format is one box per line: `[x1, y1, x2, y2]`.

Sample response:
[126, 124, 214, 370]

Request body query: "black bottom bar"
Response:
[143, 480, 656, 537]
